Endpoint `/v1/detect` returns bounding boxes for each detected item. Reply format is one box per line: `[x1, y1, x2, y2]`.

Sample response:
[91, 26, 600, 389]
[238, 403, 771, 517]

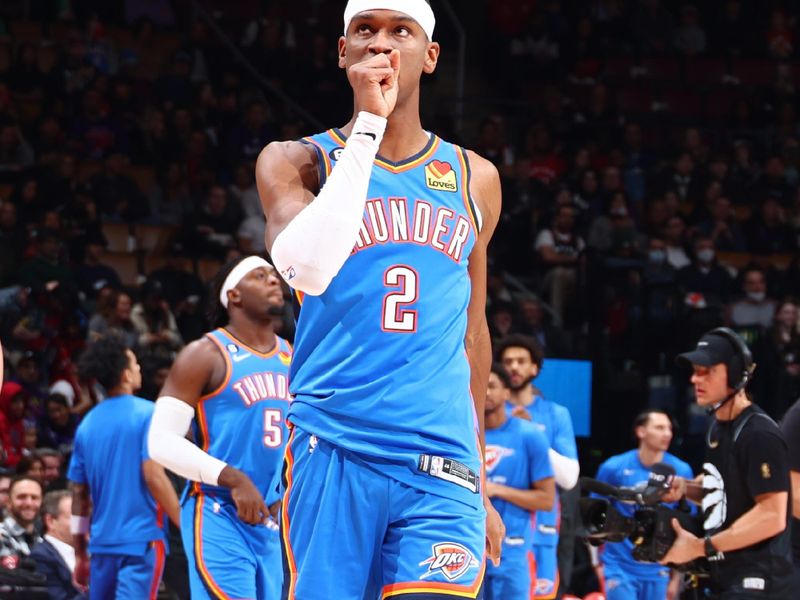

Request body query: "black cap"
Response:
[676, 332, 737, 368]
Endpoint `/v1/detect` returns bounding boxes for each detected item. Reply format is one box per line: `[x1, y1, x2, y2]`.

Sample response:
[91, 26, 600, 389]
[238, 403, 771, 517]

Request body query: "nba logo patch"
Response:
[425, 160, 458, 193]
[419, 542, 478, 581]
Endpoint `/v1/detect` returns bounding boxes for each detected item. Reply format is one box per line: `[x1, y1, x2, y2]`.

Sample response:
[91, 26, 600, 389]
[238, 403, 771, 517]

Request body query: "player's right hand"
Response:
[220, 466, 270, 525]
[73, 551, 89, 593]
[348, 49, 400, 118]
[231, 479, 270, 525]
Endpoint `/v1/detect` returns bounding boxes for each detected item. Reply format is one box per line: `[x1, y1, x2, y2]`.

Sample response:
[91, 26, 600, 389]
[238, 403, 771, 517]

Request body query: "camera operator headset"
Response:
[661, 327, 794, 599]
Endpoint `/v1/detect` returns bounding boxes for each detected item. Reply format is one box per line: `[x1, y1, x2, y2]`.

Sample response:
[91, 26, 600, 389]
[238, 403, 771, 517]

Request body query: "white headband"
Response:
[343, 0, 436, 41]
[219, 256, 273, 308]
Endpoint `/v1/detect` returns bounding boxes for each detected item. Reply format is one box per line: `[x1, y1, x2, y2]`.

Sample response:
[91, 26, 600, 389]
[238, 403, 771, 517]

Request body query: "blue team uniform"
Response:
[595, 450, 694, 600]
[181, 329, 292, 600]
[282, 130, 485, 599]
[67, 394, 168, 600]
[507, 396, 578, 599]
[485, 418, 553, 600]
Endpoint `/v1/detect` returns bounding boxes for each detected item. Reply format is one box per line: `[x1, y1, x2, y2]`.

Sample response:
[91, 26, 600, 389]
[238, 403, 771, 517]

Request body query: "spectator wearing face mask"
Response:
[728, 267, 779, 329]
[677, 236, 734, 311]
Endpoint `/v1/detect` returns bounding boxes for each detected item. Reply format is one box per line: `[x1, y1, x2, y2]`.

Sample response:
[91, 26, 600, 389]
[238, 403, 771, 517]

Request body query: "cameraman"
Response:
[661, 328, 793, 598]
[594, 409, 693, 600]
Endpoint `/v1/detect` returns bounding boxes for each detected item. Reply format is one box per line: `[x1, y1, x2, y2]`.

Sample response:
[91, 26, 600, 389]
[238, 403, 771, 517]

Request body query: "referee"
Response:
[661, 328, 793, 599]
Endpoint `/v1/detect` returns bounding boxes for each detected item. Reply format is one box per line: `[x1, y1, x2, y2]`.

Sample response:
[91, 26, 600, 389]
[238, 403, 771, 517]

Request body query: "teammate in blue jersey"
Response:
[496, 334, 580, 599]
[485, 364, 555, 600]
[593, 409, 693, 600]
[68, 333, 180, 599]
[255, 1, 504, 598]
[148, 255, 291, 600]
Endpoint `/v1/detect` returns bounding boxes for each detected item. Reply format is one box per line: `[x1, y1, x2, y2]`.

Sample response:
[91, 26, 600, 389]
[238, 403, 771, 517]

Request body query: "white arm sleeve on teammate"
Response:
[148, 396, 228, 485]
[270, 111, 387, 296]
[548, 448, 580, 490]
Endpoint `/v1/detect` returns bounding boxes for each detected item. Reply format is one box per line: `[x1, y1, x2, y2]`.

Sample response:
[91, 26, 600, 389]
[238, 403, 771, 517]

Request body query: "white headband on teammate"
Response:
[219, 256, 272, 308]
[343, 0, 436, 41]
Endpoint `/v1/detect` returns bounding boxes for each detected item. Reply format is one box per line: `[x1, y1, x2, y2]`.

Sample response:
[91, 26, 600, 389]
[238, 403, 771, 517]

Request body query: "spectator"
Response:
[677, 237, 733, 307]
[15, 455, 44, 483]
[229, 162, 262, 219]
[87, 289, 138, 350]
[673, 4, 706, 55]
[587, 191, 644, 257]
[35, 448, 65, 492]
[745, 197, 796, 255]
[0, 202, 26, 286]
[0, 476, 42, 560]
[0, 382, 28, 469]
[18, 229, 74, 291]
[764, 301, 800, 417]
[0, 475, 10, 519]
[516, 294, 571, 356]
[129, 279, 183, 362]
[36, 395, 77, 456]
[0, 123, 35, 174]
[662, 215, 692, 270]
[86, 152, 148, 223]
[535, 203, 585, 320]
[30, 490, 81, 600]
[74, 233, 121, 304]
[185, 184, 242, 260]
[148, 161, 194, 226]
[728, 267, 779, 329]
[696, 196, 747, 252]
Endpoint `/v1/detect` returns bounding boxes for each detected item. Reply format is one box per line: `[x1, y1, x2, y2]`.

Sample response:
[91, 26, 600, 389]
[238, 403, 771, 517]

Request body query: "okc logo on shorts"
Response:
[425, 160, 458, 192]
[419, 542, 478, 581]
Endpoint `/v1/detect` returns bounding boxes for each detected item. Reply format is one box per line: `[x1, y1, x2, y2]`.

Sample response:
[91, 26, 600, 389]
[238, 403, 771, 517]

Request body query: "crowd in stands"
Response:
[0, 0, 798, 593]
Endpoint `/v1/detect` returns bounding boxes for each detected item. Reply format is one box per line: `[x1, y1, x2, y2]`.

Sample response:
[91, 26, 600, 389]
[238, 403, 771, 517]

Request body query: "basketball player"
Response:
[496, 334, 580, 599]
[148, 256, 291, 600]
[485, 364, 555, 600]
[255, 1, 504, 598]
[68, 333, 180, 599]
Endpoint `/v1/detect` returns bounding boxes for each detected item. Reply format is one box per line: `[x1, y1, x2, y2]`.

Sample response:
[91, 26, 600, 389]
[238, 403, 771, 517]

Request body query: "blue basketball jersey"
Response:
[288, 129, 483, 509]
[190, 329, 292, 500]
[485, 417, 553, 545]
[506, 396, 578, 547]
[595, 449, 694, 579]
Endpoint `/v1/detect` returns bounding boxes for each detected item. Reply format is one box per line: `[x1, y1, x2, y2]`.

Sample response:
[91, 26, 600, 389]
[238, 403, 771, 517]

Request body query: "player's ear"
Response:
[422, 42, 440, 75]
[338, 37, 347, 69]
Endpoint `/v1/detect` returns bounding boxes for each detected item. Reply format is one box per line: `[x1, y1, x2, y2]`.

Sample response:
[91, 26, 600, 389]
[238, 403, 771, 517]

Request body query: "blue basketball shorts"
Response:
[604, 563, 669, 600]
[89, 540, 166, 600]
[182, 492, 282, 600]
[484, 544, 535, 600]
[280, 427, 486, 600]
[531, 543, 559, 599]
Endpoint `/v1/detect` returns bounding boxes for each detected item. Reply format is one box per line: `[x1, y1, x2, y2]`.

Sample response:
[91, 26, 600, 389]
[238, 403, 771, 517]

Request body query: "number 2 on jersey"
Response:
[382, 265, 418, 333]
[263, 408, 283, 447]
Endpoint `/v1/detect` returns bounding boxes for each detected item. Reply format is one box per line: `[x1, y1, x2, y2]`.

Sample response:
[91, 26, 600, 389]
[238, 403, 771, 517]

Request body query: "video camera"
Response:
[579, 463, 706, 572]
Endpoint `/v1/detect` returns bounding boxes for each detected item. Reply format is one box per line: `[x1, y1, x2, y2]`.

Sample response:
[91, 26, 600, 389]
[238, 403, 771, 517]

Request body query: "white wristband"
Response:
[270, 111, 387, 296]
[70, 515, 90, 535]
[148, 396, 228, 486]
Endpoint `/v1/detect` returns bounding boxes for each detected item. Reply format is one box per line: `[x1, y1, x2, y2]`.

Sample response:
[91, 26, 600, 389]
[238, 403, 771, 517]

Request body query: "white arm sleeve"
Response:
[548, 448, 580, 490]
[270, 111, 387, 296]
[148, 396, 228, 485]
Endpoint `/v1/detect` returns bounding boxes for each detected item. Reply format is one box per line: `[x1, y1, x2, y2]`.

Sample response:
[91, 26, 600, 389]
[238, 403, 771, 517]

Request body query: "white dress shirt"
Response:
[44, 534, 75, 572]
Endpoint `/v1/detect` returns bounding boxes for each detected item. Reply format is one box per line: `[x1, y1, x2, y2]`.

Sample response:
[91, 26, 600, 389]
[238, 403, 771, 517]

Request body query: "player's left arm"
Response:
[464, 151, 501, 448]
[464, 151, 503, 565]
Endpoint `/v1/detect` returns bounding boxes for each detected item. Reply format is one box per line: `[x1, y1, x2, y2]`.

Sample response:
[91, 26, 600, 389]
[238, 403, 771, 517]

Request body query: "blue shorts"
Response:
[90, 540, 165, 600]
[281, 427, 486, 600]
[531, 543, 558, 599]
[182, 492, 282, 600]
[604, 564, 669, 600]
[484, 546, 534, 600]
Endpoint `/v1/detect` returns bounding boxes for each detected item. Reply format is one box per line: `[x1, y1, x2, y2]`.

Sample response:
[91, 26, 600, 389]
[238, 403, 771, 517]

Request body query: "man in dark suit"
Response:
[31, 490, 84, 599]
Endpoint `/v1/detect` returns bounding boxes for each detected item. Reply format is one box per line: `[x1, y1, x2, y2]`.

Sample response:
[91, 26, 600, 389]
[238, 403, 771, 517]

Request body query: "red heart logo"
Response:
[430, 160, 452, 178]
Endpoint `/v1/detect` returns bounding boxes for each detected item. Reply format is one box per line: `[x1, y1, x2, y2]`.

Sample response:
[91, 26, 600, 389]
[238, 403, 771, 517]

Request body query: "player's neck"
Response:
[344, 104, 428, 162]
[108, 384, 133, 397]
[485, 407, 506, 430]
[225, 321, 276, 354]
[509, 385, 535, 407]
[638, 446, 664, 468]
